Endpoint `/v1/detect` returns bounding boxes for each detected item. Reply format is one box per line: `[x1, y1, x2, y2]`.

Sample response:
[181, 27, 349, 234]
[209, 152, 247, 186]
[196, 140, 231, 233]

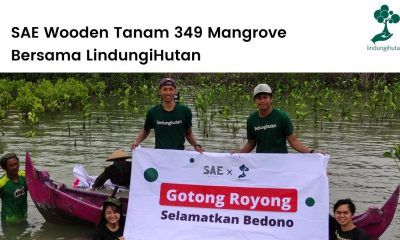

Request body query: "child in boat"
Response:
[92, 149, 132, 190]
[0, 152, 28, 223]
[331, 198, 370, 240]
[92, 197, 125, 240]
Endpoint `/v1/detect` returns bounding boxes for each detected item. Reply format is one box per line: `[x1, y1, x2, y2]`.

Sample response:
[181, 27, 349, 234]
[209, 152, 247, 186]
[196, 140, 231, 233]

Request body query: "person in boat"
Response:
[131, 77, 204, 153]
[92, 197, 125, 240]
[92, 149, 132, 190]
[330, 198, 370, 240]
[0, 152, 28, 223]
[236, 83, 319, 154]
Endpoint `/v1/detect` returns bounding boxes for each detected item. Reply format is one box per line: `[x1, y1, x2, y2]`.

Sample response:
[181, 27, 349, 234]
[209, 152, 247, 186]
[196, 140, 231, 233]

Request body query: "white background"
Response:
[0, 0, 399, 72]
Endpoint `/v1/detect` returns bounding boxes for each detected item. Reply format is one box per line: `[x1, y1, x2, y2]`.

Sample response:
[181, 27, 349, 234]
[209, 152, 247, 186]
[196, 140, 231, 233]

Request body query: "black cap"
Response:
[0, 152, 19, 169]
[103, 197, 122, 207]
[158, 78, 176, 89]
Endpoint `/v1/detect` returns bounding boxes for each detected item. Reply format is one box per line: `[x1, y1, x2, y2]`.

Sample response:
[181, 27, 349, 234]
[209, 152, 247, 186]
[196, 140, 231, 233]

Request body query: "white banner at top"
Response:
[0, 0, 399, 72]
[124, 148, 329, 240]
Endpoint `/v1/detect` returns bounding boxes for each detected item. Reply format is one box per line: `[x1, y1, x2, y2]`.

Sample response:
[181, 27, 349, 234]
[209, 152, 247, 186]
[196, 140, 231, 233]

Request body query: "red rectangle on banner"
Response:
[160, 183, 297, 212]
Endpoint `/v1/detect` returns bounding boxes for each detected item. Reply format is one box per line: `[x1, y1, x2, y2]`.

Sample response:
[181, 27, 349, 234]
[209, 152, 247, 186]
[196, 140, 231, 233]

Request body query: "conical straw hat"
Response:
[106, 149, 130, 161]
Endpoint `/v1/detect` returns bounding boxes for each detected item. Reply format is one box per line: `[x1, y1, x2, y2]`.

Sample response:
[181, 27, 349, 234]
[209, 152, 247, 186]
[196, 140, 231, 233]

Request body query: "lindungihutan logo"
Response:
[238, 164, 249, 179]
[371, 5, 400, 44]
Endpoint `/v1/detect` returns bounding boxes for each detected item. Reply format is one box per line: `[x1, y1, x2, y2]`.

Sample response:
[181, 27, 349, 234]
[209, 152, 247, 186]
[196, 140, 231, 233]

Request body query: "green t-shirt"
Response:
[144, 103, 192, 150]
[0, 170, 28, 223]
[246, 108, 294, 153]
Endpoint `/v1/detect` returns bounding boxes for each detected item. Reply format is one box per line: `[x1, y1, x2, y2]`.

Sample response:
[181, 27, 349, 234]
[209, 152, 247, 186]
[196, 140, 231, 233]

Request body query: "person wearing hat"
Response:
[131, 77, 204, 153]
[0, 152, 28, 223]
[237, 83, 316, 153]
[92, 149, 132, 190]
[92, 197, 125, 240]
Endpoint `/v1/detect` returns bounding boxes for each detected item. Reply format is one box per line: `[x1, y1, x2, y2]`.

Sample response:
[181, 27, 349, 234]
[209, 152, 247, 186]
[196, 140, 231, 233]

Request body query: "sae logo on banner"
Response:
[124, 148, 329, 240]
[368, 4, 400, 51]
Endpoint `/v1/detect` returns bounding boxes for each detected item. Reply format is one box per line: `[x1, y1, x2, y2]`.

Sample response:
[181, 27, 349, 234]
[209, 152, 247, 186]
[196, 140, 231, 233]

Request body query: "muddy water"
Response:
[0, 101, 399, 239]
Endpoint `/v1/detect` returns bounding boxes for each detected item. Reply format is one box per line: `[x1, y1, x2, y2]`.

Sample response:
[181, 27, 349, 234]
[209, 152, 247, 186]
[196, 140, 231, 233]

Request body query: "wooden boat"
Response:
[25, 152, 128, 225]
[25, 152, 399, 238]
[353, 185, 399, 239]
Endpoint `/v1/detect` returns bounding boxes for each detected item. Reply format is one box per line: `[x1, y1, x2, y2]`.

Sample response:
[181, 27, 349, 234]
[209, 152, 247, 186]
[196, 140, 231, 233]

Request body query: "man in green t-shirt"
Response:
[131, 78, 204, 153]
[0, 152, 28, 223]
[238, 83, 315, 153]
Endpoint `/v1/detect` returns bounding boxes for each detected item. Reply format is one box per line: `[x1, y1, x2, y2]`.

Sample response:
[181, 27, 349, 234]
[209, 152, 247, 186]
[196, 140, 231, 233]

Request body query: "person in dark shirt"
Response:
[331, 198, 370, 240]
[237, 83, 317, 154]
[92, 149, 132, 190]
[92, 197, 125, 240]
[131, 78, 204, 153]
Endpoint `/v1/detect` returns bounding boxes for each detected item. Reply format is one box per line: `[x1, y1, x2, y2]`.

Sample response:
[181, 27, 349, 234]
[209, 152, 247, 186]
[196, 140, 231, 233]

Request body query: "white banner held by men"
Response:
[125, 148, 329, 240]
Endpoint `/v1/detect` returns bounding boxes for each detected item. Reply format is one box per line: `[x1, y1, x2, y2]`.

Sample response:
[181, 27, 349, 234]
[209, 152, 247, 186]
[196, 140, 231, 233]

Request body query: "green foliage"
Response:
[193, 82, 215, 136]
[34, 80, 59, 113]
[86, 80, 106, 96]
[1, 74, 400, 138]
[190, 76, 251, 136]
[15, 83, 44, 117]
[54, 78, 89, 109]
[383, 144, 400, 173]
[117, 84, 135, 119]
[0, 80, 15, 106]
[0, 79, 27, 135]
[14, 83, 44, 137]
[383, 144, 400, 159]
[295, 103, 308, 122]
[116, 81, 157, 119]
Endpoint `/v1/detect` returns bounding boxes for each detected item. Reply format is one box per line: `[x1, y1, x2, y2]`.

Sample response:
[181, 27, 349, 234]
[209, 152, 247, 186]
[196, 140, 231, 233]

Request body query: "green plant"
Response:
[15, 83, 43, 118]
[55, 78, 89, 110]
[383, 144, 400, 173]
[34, 80, 60, 114]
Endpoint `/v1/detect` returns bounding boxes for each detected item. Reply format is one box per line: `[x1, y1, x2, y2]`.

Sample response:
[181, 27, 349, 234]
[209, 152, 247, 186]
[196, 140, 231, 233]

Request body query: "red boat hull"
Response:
[353, 185, 399, 239]
[25, 152, 128, 225]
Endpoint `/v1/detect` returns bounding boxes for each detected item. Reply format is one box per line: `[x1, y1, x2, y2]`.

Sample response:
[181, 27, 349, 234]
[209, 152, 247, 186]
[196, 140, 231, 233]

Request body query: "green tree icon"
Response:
[371, 5, 400, 44]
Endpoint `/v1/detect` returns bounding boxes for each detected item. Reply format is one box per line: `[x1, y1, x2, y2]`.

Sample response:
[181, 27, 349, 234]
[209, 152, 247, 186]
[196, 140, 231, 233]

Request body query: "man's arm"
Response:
[185, 127, 204, 153]
[131, 128, 150, 149]
[287, 134, 313, 153]
[92, 170, 110, 189]
[239, 139, 256, 153]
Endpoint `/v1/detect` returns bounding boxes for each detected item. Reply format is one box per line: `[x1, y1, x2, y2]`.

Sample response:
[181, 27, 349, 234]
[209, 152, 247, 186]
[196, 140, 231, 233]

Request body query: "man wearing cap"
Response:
[238, 83, 315, 153]
[0, 152, 28, 223]
[92, 149, 132, 189]
[131, 78, 204, 153]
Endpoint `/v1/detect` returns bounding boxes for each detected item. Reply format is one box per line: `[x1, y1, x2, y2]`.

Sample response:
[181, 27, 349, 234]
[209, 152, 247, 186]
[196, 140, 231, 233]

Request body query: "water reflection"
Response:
[1, 221, 29, 240]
